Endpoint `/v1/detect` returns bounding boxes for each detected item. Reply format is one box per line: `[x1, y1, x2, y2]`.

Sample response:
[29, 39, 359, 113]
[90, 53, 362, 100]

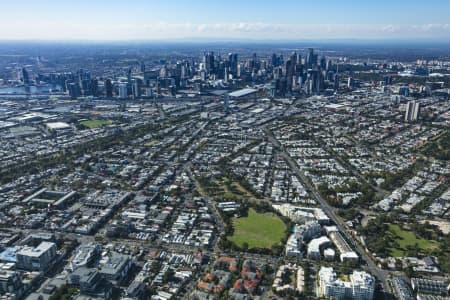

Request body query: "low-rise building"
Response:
[0, 270, 24, 298]
[392, 277, 415, 300]
[411, 278, 449, 296]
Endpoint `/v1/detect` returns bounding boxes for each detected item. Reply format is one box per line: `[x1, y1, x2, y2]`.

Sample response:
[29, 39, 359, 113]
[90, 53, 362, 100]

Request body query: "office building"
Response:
[16, 241, 57, 272]
[99, 253, 132, 284]
[203, 51, 215, 75]
[119, 83, 128, 99]
[348, 77, 355, 89]
[69, 267, 112, 300]
[105, 79, 113, 98]
[405, 100, 420, 122]
[67, 81, 81, 99]
[399, 86, 410, 96]
[306, 48, 315, 68]
[22, 68, 30, 85]
[228, 53, 238, 76]
[132, 80, 141, 98]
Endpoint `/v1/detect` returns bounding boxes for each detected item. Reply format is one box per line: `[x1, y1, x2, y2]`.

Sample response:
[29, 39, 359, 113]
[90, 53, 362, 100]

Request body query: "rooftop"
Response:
[17, 242, 55, 257]
[46, 122, 71, 130]
[229, 88, 258, 98]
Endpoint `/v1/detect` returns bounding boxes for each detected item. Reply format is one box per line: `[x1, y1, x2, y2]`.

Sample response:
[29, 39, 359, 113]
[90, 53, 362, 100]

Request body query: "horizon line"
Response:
[1, 37, 450, 45]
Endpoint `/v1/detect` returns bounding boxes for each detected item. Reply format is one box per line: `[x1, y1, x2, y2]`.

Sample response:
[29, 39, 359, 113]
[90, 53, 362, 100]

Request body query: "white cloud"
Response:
[2, 22, 450, 40]
[413, 23, 450, 32]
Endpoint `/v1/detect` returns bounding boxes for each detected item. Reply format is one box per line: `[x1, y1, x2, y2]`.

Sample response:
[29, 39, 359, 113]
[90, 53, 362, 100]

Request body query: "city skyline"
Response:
[1, 0, 450, 41]
[0, 2, 449, 298]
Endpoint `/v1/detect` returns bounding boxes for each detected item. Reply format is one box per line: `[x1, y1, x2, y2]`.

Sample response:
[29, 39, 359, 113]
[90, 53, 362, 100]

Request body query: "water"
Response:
[0, 84, 62, 94]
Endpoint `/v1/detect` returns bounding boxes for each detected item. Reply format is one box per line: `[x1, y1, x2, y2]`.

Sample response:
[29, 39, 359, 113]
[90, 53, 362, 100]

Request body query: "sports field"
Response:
[79, 119, 113, 128]
[227, 208, 287, 249]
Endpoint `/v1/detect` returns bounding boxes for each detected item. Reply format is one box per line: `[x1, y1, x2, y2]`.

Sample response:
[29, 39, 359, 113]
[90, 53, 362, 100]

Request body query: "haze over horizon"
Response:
[2, 0, 450, 41]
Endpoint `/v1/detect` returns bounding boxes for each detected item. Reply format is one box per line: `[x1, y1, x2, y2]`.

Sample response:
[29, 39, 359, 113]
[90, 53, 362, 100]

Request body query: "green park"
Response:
[227, 208, 287, 250]
[79, 119, 113, 128]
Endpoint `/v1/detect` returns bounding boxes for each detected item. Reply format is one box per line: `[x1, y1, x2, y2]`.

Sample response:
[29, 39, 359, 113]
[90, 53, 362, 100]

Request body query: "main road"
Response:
[264, 127, 392, 300]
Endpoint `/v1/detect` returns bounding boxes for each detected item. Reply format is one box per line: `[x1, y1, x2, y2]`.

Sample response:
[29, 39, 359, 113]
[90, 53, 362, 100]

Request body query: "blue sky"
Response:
[1, 0, 450, 40]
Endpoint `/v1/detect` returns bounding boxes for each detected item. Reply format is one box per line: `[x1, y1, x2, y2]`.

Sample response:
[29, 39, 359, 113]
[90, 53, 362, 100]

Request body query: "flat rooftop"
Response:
[46, 122, 71, 130]
[17, 242, 55, 257]
[229, 88, 258, 98]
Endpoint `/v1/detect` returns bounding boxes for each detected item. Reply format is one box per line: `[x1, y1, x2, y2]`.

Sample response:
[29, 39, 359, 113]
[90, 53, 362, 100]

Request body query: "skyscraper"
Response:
[81, 79, 91, 96]
[203, 52, 215, 75]
[132, 80, 141, 98]
[105, 79, 113, 98]
[326, 59, 333, 72]
[90, 79, 98, 97]
[119, 83, 128, 99]
[22, 67, 30, 85]
[348, 77, 355, 89]
[228, 53, 238, 76]
[252, 52, 257, 68]
[334, 74, 340, 90]
[271, 53, 278, 67]
[320, 56, 327, 70]
[306, 48, 315, 68]
[405, 100, 420, 122]
[127, 68, 132, 83]
[288, 52, 297, 77]
[224, 68, 229, 83]
[296, 53, 302, 66]
[285, 59, 293, 91]
[67, 81, 81, 99]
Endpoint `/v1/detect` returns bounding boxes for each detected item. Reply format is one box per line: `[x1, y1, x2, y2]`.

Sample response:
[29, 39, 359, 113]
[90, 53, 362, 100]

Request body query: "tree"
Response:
[241, 242, 249, 252]
[404, 266, 414, 279]
[163, 268, 175, 283]
[337, 208, 359, 221]
[49, 285, 78, 300]
[263, 264, 274, 274]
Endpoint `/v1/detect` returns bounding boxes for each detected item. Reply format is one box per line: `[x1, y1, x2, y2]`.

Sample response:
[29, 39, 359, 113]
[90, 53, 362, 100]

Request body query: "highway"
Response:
[264, 127, 392, 300]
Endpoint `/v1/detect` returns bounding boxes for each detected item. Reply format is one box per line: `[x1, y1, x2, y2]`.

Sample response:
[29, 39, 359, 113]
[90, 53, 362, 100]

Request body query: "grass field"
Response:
[227, 208, 287, 249]
[387, 224, 439, 257]
[79, 119, 113, 128]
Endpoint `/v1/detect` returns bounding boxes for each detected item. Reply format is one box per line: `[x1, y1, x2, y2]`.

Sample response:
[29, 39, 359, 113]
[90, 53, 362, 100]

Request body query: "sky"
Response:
[1, 0, 450, 41]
